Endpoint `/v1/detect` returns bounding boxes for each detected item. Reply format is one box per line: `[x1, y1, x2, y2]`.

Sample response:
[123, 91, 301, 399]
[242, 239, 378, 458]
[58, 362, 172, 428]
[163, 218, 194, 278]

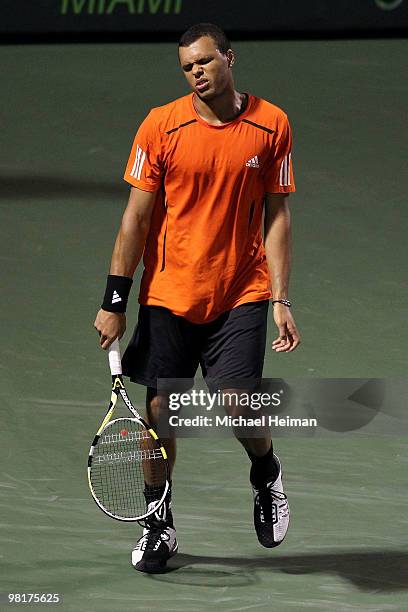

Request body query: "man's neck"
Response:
[193, 87, 248, 126]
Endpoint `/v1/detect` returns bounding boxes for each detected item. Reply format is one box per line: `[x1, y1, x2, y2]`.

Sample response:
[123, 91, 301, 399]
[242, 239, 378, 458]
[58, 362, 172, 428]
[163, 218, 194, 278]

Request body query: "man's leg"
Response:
[122, 305, 201, 573]
[146, 388, 176, 474]
[221, 387, 289, 548]
[201, 302, 290, 548]
[131, 388, 178, 573]
[221, 388, 279, 486]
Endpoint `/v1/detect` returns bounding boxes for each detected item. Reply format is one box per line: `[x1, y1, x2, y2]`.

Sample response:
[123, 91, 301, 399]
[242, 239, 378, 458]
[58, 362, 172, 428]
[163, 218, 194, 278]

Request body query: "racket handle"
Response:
[108, 338, 122, 376]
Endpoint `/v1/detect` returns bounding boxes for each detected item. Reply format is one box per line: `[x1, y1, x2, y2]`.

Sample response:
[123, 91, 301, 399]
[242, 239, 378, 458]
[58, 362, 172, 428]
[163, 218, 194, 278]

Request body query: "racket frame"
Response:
[87, 341, 170, 523]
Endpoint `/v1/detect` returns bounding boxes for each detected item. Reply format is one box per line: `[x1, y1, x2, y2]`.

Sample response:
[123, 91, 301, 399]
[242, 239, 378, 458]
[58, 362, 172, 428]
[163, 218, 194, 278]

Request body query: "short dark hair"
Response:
[179, 23, 231, 55]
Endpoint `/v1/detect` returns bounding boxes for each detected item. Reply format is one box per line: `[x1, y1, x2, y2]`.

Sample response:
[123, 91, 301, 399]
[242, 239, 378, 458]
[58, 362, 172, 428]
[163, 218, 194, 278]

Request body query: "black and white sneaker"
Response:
[131, 501, 178, 573]
[252, 454, 290, 548]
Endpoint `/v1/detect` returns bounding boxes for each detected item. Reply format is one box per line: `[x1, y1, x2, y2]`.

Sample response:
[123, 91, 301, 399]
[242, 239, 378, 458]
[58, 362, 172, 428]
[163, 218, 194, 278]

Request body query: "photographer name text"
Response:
[168, 415, 317, 428]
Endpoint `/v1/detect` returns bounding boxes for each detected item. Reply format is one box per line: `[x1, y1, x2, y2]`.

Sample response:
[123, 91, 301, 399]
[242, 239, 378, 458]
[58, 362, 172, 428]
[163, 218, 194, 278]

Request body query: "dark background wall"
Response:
[2, 0, 408, 36]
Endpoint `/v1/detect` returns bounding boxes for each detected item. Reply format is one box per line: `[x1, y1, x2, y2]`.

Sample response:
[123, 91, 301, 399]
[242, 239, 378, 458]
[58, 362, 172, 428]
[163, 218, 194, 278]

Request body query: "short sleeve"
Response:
[124, 110, 163, 192]
[263, 113, 296, 194]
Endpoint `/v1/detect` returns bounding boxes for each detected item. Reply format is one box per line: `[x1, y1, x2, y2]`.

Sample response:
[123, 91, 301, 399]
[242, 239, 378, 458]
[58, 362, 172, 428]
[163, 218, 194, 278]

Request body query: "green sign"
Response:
[61, 0, 182, 15]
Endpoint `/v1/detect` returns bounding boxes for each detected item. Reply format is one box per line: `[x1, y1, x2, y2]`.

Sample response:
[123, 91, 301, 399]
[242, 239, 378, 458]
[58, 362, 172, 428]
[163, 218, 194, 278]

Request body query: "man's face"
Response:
[179, 36, 233, 100]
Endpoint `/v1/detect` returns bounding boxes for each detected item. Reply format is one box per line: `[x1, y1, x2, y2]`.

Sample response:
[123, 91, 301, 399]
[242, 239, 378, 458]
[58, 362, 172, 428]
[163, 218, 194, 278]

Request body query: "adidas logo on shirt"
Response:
[111, 290, 122, 304]
[246, 156, 260, 168]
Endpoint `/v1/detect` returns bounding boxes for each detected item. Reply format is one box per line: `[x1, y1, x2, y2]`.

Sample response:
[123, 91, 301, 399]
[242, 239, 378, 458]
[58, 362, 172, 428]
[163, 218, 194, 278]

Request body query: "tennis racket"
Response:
[87, 338, 170, 523]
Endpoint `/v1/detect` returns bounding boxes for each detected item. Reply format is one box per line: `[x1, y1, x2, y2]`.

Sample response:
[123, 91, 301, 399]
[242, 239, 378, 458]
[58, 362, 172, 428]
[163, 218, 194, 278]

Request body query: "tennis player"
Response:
[94, 23, 300, 573]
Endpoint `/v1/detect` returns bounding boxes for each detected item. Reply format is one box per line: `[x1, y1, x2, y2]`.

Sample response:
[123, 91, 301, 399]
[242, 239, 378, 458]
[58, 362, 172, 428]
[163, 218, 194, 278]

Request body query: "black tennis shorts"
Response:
[122, 300, 269, 392]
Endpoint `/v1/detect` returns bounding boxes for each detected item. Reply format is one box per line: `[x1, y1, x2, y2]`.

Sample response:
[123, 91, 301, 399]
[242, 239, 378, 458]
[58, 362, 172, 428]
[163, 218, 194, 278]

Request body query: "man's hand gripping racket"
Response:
[87, 338, 170, 523]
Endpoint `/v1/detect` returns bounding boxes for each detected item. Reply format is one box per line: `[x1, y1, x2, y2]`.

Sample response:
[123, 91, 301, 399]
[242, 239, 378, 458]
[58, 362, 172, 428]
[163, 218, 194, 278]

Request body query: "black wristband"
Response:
[101, 275, 133, 313]
[272, 299, 292, 308]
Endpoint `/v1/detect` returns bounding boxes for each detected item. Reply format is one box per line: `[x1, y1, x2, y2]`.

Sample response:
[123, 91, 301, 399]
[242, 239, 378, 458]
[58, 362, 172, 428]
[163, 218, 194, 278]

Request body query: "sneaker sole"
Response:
[256, 518, 290, 548]
[132, 543, 178, 574]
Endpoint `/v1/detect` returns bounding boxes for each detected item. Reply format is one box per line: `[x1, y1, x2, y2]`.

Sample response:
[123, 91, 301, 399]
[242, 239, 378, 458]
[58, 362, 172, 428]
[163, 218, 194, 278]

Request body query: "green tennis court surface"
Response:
[1, 39, 407, 610]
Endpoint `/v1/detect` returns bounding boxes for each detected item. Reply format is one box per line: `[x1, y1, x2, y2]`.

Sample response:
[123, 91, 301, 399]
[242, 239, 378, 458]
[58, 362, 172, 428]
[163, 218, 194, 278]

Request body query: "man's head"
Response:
[178, 23, 235, 100]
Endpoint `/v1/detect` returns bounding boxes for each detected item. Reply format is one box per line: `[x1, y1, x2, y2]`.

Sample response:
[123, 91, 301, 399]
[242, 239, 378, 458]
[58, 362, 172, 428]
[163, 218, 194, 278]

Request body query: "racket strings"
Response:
[90, 418, 167, 519]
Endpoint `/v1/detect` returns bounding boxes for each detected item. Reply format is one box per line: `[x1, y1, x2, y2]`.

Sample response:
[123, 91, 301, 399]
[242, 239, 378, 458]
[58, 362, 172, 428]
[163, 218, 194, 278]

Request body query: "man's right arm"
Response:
[94, 186, 158, 349]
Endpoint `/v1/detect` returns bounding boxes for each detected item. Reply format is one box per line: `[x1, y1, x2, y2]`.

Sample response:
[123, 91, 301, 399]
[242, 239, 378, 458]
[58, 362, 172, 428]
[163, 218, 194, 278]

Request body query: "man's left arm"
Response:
[264, 193, 301, 352]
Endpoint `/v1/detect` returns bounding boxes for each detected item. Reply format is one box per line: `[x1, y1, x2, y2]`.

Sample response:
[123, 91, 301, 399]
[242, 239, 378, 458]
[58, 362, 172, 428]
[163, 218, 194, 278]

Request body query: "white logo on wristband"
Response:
[112, 290, 122, 304]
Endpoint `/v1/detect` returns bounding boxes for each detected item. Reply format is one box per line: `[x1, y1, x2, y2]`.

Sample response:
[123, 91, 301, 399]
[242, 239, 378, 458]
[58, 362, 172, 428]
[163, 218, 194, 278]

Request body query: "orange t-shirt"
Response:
[124, 93, 295, 323]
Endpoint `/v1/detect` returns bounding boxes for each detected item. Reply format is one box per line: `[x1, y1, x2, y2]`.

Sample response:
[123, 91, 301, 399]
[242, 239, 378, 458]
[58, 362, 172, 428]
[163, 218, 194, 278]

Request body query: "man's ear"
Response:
[226, 49, 235, 68]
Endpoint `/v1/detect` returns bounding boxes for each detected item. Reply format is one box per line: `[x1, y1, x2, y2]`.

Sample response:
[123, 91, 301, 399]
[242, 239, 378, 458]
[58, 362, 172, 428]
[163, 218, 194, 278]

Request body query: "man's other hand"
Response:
[272, 304, 301, 353]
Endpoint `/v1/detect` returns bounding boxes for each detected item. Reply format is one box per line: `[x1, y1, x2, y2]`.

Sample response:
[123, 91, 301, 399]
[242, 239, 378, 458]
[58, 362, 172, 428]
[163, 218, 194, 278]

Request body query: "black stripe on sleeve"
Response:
[242, 119, 275, 135]
[165, 119, 198, 135]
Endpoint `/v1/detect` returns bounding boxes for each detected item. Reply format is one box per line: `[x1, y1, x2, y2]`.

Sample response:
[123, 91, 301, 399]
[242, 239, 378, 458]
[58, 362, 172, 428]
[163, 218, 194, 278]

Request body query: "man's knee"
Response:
[221, 388, 252, 418]
[146, 388, 169, 419]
